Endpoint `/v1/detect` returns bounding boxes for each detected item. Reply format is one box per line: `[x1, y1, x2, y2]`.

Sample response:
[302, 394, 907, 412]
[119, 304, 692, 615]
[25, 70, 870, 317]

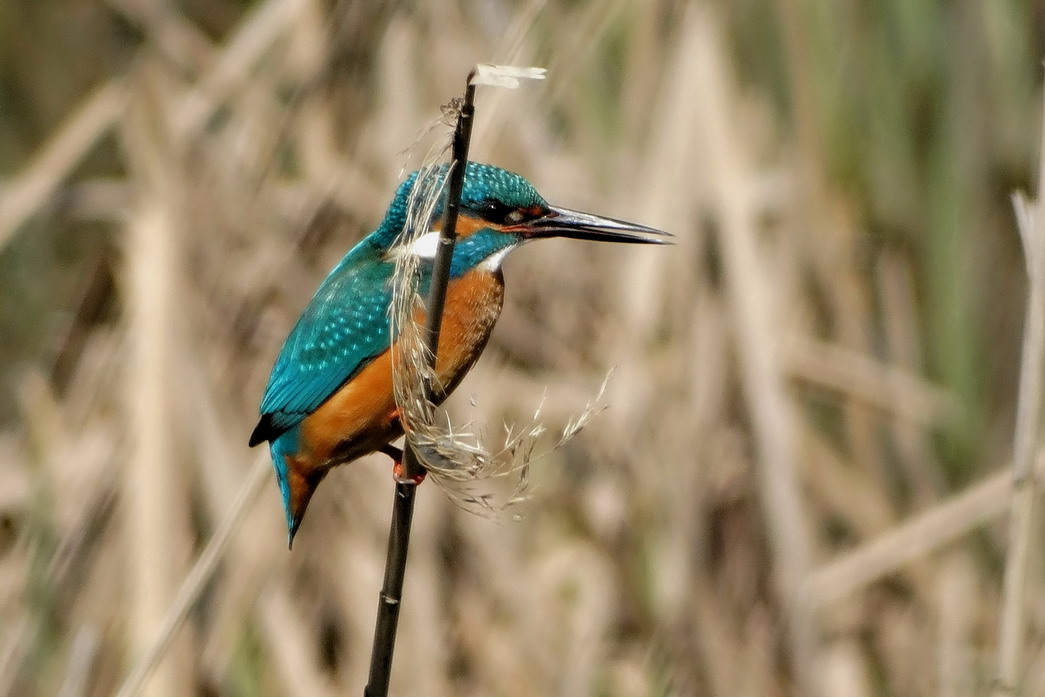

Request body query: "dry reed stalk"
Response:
[172, 348, 285, 672]
[688, 8, 819, 695]
[0, 383, 60, 697]
[603, 0, 702, 454]
[938, 554, 978, 697]
[0, 0, 304, 255]
[0, 81, 126, 250]
[803, 467, 1013, 605]
[1021, 646, 1045, 697]
[255, 585, 340, 697]
[688, 575, 746, 697]
[820, 640, 873, 697]
[0, 376, 117, 697]
[0, 617, 31, 697]
[771, 0, 826, 200]
[0, 457, 30, 513]
[56, 626, 99, 697]
[541, 0, 631, 130]
[991, 87, 1045, 694]
[775, 0, 888, 499]
[102, 0, 214, 73]
[173, 350, 247, 528]
[786, 335, 958, 427]
[801, 424, 897, 536]
[468, 1, 547, 153]
[372, 19, 424, 170]
[290, 0, 340, 188]
[875, 251, 947, 504]
[43, 178, 132, 223]
[175, 0, 307, 137]
[113, 453, 271, 697]
[533, 545, 615, 696]
[119, 75, 193, 697]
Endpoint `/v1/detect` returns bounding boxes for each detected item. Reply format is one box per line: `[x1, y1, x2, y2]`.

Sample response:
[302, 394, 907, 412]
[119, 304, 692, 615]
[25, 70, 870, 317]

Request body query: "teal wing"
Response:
[250, 249, 395, 445]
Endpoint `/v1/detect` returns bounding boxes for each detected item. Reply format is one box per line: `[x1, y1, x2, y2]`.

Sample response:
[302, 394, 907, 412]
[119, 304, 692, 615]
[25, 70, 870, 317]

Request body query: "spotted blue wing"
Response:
[250, 244, 395, 444]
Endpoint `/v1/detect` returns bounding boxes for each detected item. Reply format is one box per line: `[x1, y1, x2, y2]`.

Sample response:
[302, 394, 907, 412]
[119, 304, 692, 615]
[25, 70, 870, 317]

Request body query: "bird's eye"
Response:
[477, 199, 527, 225]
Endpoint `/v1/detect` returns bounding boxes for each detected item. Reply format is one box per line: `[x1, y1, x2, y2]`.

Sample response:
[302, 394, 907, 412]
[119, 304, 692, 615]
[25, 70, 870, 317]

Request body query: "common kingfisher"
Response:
[250, 162, 669, 544]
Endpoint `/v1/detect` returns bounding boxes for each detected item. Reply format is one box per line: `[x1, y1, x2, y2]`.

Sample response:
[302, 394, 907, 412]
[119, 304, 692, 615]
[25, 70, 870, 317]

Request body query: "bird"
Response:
[250, 162, 670, 545]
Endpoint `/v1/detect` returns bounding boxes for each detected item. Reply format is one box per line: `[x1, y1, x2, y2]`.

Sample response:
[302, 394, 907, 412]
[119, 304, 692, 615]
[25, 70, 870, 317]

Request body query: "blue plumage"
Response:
[255, 243, 393, 441]
[269, 426, 300, 533]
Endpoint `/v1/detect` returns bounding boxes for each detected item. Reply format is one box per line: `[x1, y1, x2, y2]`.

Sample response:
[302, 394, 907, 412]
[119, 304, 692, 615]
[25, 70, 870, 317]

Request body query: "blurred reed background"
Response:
[2, 1, 1044, 695]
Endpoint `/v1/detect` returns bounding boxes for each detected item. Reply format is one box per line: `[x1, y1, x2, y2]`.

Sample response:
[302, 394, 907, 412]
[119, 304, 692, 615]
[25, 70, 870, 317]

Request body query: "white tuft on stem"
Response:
[470, 64, 547, 89]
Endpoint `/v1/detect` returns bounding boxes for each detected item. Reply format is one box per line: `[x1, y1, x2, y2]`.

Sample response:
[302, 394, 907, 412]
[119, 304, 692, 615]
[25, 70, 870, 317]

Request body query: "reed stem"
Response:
[363, 72, 476, 697]
[991, 84, 1045, 696]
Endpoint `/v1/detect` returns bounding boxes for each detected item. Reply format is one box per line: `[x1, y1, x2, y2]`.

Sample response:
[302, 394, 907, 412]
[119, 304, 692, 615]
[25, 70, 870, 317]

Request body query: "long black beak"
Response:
[522, 206, 672, 244]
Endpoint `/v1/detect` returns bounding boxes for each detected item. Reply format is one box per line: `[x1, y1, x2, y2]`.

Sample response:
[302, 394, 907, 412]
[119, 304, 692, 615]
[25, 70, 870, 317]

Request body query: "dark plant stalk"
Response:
[363, 72, 476, 697]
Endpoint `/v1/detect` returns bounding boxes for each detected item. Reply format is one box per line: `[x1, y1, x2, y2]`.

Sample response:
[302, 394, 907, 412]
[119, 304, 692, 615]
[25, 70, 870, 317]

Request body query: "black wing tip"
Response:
[248, 415, 274, 447]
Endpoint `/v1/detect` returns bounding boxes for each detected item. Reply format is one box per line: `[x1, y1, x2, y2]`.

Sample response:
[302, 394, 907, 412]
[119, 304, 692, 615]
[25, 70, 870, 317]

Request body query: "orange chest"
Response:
[426, 269, 505, 387]
[296, 267, 506, 470]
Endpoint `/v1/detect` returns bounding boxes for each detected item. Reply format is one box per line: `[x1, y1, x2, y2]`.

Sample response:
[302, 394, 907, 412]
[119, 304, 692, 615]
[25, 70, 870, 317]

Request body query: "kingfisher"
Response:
[250, 162, 669, 544]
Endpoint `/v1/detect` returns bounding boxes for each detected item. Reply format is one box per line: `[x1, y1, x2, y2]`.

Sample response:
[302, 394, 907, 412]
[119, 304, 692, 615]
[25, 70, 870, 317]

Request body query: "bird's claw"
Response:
[392, 460, 426, 486]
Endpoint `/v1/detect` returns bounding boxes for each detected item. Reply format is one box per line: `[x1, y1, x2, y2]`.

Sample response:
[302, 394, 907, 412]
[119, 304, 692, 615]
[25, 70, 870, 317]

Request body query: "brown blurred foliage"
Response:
[2, 1, 1045, 696]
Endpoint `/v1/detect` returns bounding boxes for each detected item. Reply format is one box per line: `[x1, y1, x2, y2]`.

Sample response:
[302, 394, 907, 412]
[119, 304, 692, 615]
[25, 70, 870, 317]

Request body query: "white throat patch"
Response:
[393, 231, 514, 272]
[396, 231, 441, 259]
[478, 247, 511, 272]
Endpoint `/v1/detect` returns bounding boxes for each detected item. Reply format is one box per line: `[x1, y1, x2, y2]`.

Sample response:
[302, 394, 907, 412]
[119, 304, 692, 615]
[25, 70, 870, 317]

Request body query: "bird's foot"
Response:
[392, 461, 426, 486]
[379, 444, 426, 486]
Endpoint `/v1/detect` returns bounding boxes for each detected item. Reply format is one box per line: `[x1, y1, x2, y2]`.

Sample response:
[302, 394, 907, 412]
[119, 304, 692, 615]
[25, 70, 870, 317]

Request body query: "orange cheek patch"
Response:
[428, 270, 505, 394]
[431, 213, 488, 240]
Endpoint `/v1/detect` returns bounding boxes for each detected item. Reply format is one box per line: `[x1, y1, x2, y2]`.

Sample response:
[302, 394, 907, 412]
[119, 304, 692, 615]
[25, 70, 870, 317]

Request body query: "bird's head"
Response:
[371, 162, 670, 274]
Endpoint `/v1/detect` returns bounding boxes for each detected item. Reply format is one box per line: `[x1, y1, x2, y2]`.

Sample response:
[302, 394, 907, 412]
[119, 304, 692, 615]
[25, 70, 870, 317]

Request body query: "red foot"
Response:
[392, 460, 426, 485]
[379, 443, 425, 485]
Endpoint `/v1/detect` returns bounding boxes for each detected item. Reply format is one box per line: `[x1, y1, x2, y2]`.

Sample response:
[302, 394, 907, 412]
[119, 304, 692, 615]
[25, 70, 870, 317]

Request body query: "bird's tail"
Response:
[269, 428, 323, 548]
